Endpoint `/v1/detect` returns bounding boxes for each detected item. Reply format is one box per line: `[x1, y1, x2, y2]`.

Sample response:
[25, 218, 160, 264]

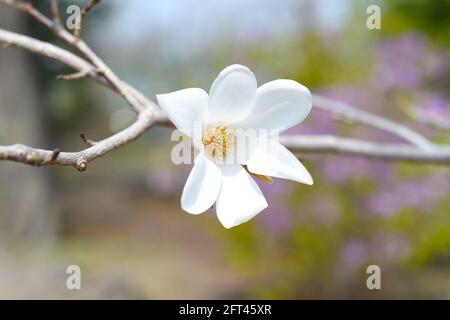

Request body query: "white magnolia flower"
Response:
[157, 64, 313, 228]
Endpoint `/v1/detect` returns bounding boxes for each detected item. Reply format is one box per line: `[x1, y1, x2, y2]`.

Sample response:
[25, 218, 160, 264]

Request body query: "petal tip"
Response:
[214, 64, 255, 85]
[221, 64, 251, 73]
[222, 223, 234, 229]
[300, 173, 314, 186]
[180, 201, 206, 215]
[218, 200, 268, 229]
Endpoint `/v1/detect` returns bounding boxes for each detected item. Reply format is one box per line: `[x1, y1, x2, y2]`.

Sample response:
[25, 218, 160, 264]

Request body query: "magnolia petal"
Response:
[208, 64, 257, 125]
[156, 88, 208, 138]
[238, 79, 312, 132]
[245, 138, 313, 185]
[181, 153, 222, 215]
[216, 164, 268, 229]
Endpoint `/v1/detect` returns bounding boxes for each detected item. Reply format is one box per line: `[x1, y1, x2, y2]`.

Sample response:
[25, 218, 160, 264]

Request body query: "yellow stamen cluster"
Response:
[202, 126, 234, 160]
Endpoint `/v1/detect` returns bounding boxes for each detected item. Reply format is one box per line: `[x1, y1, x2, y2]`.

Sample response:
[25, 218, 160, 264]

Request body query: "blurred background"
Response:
[0, 0, 449, 299]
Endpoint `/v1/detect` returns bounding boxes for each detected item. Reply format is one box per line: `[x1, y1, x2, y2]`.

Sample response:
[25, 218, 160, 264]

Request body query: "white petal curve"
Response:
[238, 79, 312, 132]
[181, 153, 222, 214]
[245, 138, 313, 185]
[216, 165, 268, 228]
[208, 64, 257, 125]
[156, 88, 208, 138]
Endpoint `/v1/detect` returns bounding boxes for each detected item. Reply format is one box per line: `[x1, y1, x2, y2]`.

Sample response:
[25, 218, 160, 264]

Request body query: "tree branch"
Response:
[0, 0, 449, 171]
[0, 111, 155, 170]
[0, 28, 157, 112]
[0, 29, 101, 82]
[312, 95, 435, 150]
[80, 132, 98, 146]
[0, 2, 160, 170]
[75, 0, 101, 38]
[50, 0, 61, 23]
[400, 103, 450, 132]
[280, 135, 450, 164]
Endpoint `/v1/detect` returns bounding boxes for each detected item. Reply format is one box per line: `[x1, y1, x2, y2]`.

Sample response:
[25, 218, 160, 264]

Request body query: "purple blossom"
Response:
[321, 85, 375, 111]
[419, 94, 450, 127]
[322, 157, 370, 184]
[367, 190, 403, 217]
[340, 238, 368, 271]
[260, 207, 293, 235]
[423, 94, 448, 114]
[370, 233, 411, 265]
[258, 178, 292, 201]
[423, 48, 449, 80]
[372, 32, 449, 91]
[368, 161, 391, 184]
[373, 33, 427, 90]
[367, 173, 450, 217]
[426, 173, 450, 202]
[257, 179, 295, 234]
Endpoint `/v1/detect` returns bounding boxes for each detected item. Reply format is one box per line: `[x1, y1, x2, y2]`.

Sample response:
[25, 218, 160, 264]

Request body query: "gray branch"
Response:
[0, 111, 155, 171]
[0, 1, 449, 169]
[280, 135, 450, 164]
[312, 95, 435, 150]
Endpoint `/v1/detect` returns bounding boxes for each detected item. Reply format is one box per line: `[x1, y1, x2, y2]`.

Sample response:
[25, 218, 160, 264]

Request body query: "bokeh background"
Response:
[0, 0, 449, 299]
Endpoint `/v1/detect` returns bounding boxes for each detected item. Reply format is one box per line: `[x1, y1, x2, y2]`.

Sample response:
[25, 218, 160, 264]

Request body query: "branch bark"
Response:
[0, 111, 155, 170]
[280, 135, 450, 164]
[74, 0, 101, 37]
[0, 0, 450, 170]
[50, 0, 60, 23]
[0, 3, 161, 170]
[0, 28, 159, 111]
[312, 95, 435, 150]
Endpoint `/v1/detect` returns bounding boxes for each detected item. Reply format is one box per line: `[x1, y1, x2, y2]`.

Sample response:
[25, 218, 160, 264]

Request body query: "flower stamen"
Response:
[202, 125, 234, 161]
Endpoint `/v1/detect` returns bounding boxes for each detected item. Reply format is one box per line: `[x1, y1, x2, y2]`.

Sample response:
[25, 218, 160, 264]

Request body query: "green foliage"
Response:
[383, 0, 450, 47]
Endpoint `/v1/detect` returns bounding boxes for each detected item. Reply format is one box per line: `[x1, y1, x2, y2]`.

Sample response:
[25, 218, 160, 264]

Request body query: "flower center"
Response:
[202, 125, 234, 160]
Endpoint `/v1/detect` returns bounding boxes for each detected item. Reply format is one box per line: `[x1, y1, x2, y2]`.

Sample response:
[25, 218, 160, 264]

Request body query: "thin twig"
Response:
[0, 29, 97, 79]
[80, 133, 97, 146]
[0, 28, 151, 111]
[400, 104, 450, 132]
[1, 1, 157, 112]
[312, 95, 435, 150]
[0, 111, 155, 171]
[57, 69, 91, 81]
[75, 0, 102, 38]
[50, 0, 60, 23]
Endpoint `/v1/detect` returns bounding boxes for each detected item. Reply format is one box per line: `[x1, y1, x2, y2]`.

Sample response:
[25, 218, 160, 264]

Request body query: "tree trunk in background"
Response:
[0, 8, 54, 241]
